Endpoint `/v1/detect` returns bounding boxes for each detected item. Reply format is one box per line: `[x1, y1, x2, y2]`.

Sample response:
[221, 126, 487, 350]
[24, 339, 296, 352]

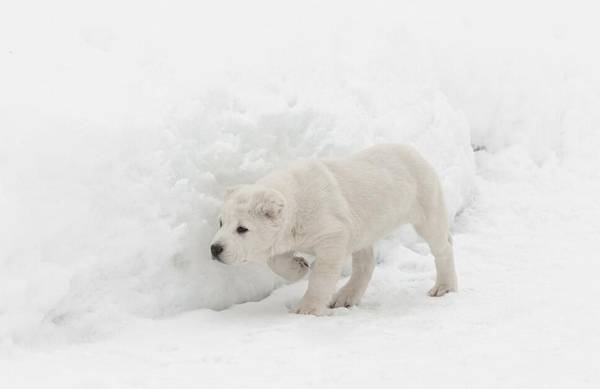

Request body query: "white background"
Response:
[1, 1, 599, 387]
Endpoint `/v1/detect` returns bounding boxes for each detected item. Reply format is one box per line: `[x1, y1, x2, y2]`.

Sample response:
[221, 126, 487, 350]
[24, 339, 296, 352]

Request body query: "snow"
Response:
[2, 0, 600, 388]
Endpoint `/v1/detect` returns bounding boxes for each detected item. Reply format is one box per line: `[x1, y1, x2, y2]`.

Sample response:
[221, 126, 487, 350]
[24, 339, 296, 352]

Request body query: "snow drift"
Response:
[2, 0, 599, 346]
[0, 1, 477, 344]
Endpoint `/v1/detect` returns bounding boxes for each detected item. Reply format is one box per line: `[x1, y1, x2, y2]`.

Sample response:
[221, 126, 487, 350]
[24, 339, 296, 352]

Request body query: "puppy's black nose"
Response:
[210, 244, 224, 260]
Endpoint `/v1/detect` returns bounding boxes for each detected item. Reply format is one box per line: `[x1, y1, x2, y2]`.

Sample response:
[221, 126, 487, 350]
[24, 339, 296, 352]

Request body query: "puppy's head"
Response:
[210, 185, 286, 265]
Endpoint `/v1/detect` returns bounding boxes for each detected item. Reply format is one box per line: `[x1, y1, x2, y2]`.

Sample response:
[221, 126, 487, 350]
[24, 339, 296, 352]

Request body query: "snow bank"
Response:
[406, 1, 600, 165]
[5, 0, 600, 348]
[7, 0, 599, 347]
[0, 1, 476, 344]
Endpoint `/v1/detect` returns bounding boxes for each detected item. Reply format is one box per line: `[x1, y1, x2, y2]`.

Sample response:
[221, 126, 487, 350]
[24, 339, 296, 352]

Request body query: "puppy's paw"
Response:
[293, 299, 327, 316]
[427, 283, 457, 297]
[293, 256, 310, 270]
[285, 256, 309, 282]
[269, 255, 309, 282]
[329, 287, 361, 308]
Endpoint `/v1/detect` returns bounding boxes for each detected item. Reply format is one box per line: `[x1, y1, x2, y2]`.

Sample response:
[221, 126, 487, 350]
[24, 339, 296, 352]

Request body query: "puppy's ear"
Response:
[253, 188, 285, 222]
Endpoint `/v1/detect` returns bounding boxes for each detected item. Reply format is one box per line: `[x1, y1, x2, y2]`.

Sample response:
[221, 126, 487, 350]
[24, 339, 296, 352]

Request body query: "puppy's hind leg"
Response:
[414, 208, 458, 297]
[330, 246, 376, 308]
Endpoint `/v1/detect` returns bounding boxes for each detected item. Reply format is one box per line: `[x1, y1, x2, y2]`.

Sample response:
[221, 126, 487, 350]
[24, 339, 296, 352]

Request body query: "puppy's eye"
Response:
[219, 220, 223, 228]
[237, 226, 248, 234]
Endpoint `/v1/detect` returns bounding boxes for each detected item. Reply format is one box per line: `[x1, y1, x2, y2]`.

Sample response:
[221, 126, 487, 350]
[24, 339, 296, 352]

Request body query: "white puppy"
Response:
[210, 144, 457, 315]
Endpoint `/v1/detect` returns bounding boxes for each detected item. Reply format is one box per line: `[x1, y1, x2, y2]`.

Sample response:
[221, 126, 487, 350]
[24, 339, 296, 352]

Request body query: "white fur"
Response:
[211, 144, 458, 315]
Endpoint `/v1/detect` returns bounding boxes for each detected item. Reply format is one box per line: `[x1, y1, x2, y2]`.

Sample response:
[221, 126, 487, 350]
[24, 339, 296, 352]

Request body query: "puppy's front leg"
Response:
[295, 247, 345, 315]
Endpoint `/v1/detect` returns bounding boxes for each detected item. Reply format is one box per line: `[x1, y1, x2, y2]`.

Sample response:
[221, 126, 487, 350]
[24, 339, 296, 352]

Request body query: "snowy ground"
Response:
[4, 149, 600, 388]
[2, 1, 600, 388]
